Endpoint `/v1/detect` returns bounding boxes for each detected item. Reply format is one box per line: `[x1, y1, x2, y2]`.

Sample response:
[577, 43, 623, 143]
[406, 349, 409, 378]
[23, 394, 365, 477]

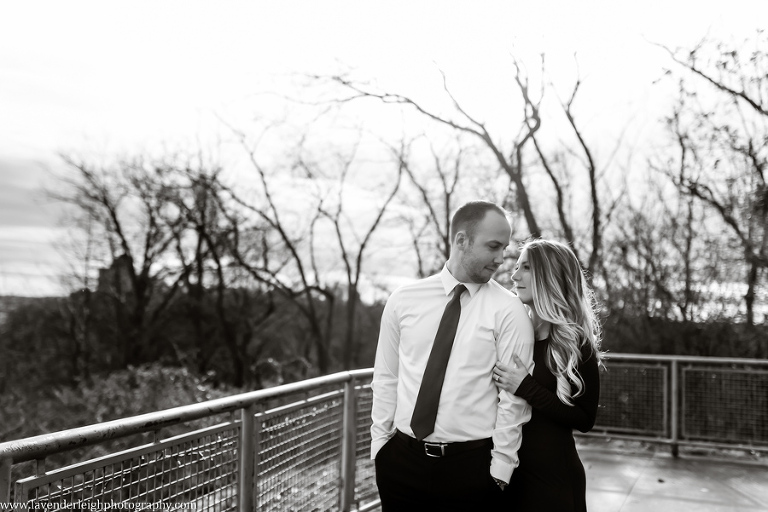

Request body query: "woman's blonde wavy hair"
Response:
[522, 239, 604, 405]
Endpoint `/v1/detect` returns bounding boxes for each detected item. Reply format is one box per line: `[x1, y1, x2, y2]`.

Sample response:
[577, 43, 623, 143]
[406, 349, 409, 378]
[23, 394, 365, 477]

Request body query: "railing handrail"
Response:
[3, 354, 766, 462]
[0, 368, 374, 463]
[1, 355, 766, 508]
[604, 353, 768, 365]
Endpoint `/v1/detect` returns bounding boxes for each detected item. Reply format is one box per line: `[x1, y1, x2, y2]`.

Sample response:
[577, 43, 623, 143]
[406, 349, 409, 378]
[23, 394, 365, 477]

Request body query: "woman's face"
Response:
[511, 250, 533, 305]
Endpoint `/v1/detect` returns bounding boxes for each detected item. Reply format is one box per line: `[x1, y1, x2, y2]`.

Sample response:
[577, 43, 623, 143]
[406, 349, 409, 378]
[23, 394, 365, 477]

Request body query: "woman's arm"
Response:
[495, 347, 600, 432]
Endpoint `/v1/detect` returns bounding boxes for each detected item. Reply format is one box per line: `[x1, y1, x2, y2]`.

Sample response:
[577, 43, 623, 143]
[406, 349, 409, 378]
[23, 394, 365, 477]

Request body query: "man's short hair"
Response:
[450, 201, 507, 244]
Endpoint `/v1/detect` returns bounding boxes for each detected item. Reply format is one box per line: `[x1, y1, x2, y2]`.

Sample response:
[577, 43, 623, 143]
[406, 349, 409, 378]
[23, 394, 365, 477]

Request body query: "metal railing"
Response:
[2, 354, 767, 510]
[0, 369, 379, 511]
[586, 353, 768, 456]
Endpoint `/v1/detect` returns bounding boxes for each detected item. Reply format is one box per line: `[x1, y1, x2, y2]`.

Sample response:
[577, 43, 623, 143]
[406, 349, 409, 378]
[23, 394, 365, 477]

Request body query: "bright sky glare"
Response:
[0, 0, 765, 295]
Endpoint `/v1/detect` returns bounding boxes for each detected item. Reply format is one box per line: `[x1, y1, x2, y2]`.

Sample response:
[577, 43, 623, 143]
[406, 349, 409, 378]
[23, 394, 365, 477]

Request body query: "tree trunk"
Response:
[745, 259, 758, 326]
[343, 286, 359, 370]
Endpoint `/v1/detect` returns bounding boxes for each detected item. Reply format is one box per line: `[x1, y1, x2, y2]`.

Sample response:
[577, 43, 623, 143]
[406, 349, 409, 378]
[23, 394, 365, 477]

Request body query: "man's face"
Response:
[458, 212, 511, 283]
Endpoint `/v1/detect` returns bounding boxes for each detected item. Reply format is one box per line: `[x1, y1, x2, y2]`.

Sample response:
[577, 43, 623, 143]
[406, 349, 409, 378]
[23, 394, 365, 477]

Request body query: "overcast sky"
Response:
[1, 0, 765, 296]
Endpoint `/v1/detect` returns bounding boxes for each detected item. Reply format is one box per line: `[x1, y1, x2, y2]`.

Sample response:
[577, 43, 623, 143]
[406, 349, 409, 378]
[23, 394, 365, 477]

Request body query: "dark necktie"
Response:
[410, 283, 467, 440]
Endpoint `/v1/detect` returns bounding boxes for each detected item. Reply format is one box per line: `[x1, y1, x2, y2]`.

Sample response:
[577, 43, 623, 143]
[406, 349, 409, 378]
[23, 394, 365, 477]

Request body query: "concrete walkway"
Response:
[582, 447, 768, 511]
[359, 444, 768, 511]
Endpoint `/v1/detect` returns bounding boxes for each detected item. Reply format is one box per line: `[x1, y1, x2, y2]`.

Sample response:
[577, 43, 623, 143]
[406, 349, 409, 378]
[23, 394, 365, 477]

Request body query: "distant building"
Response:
[97, 254, 134, 297]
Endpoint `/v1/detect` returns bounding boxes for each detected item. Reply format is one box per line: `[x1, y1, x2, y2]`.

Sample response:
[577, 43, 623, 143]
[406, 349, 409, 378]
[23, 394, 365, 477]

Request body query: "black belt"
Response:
[395, 430, 492, 458]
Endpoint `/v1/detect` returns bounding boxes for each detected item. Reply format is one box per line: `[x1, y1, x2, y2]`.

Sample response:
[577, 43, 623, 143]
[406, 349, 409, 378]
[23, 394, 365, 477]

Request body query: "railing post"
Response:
[1, 457, 11, 504]
[670, 360, 679, 457]
[340, 377, 358, 512]
[239, 404, 258, 511]
[254, 408, 262, 509]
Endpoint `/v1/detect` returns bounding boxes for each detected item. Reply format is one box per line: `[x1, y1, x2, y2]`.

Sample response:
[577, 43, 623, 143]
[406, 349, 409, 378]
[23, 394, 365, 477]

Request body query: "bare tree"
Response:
[609, 178, 725, 323]
[315, 55, 616, 279]
[392, 136, 465, 277]
[54, 154, 193, 367]
[55, 212, 100, 384]
[318, 61, 545, 238]
[310, 139, 405, 369]
[167, 161, 278, 387]
[551, 74, 602, 272]
[529, 59, 628, 277]
[659, 32, 768, 326]
[216, 157, 336, 374]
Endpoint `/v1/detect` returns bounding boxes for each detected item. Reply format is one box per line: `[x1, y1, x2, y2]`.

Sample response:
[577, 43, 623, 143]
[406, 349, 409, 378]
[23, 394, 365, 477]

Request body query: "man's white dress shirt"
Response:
[370, 265, 534, 483]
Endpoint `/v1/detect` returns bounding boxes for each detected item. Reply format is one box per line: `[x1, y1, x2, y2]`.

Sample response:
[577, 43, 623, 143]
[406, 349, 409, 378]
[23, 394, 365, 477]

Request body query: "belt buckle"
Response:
[423, 442, 446, 457]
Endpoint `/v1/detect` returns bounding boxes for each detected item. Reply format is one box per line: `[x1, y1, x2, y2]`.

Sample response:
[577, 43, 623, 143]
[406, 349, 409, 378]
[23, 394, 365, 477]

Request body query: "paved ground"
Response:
[582, 445, 768, 511]
[359, 443, 768, 511]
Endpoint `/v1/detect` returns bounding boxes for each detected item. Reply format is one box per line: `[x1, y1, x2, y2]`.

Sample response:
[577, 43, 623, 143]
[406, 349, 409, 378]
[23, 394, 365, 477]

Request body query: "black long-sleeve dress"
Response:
[505, 336, 600, 512]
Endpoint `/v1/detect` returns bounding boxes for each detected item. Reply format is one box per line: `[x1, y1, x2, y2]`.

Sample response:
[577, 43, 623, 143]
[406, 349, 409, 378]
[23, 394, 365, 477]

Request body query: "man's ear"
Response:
[454, 231, 467, 250]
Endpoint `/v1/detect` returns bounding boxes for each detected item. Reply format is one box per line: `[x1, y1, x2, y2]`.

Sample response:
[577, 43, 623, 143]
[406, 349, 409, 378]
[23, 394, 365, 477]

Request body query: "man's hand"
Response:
[493, 477, 508, 491]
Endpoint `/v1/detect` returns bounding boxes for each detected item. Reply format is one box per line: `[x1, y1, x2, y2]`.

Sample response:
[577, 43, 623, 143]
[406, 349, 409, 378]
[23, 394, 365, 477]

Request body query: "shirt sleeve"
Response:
[370, 291, 401, 459]
[490, 297, 534, 483]
[514, 344, 600, 433]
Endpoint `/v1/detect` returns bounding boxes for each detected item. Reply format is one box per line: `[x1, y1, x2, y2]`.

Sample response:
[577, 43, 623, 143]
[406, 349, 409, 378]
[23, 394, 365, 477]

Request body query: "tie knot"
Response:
[452, 284, 467, 301]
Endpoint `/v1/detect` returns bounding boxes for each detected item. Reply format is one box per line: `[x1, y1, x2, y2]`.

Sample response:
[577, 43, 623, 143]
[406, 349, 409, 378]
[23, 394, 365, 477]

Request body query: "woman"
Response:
[493, 239, 603, 512]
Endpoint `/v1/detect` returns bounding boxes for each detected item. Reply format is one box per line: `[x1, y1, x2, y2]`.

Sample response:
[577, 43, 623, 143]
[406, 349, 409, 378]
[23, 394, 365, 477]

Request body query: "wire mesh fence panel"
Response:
[353, 384, 377, 507]
[682, 366, 768, 444]
[14, 423, 240, 511]
[8, 362, 768, 512]
[256, 394, 344, 511]
[595, 363, 667, 436]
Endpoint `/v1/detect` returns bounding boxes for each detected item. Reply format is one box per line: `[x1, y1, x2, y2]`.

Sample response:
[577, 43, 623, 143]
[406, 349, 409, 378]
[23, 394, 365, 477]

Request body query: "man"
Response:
[370, 200, 534, 511]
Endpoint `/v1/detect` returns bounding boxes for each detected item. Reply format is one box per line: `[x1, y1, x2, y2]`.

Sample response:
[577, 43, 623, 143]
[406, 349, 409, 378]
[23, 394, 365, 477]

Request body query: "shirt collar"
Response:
[440, 265, 482, 298]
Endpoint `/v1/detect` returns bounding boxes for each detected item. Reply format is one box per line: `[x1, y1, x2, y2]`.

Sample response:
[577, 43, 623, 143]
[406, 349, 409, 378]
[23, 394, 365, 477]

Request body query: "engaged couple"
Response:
[370, 200, 603, 511]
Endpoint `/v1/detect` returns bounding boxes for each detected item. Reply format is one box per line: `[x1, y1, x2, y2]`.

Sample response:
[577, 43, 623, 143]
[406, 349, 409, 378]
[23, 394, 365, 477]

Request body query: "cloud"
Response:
[0, 158, 69, 295]
[0, 157, 65, 225]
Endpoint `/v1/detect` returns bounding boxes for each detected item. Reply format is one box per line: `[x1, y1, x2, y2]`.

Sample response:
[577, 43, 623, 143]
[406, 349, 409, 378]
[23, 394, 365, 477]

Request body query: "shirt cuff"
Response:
[370, 435, 391, 460]
[490, 456, 514, 484]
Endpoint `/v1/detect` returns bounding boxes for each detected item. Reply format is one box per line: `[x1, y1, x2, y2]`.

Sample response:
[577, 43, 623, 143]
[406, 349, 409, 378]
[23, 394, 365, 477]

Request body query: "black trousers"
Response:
[374, 432, 503, 512]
